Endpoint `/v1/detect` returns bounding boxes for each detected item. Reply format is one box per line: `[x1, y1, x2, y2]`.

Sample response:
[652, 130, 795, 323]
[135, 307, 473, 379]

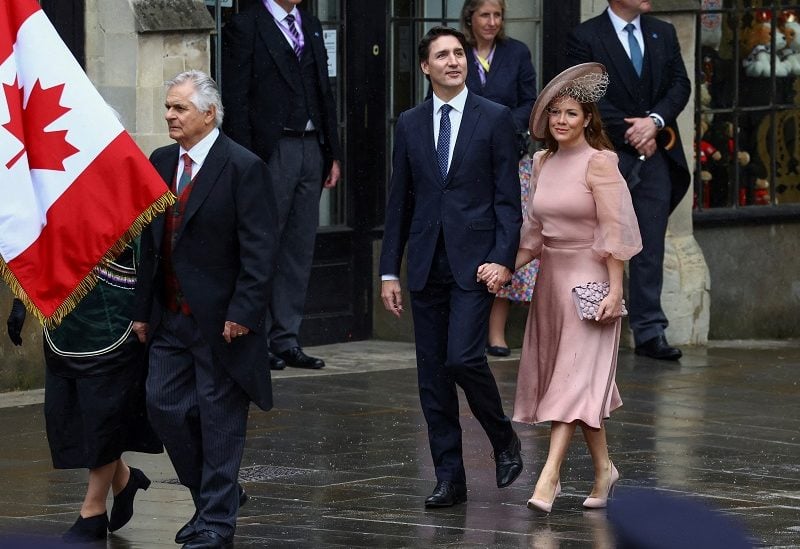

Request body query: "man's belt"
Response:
[281, 128, 317, 138]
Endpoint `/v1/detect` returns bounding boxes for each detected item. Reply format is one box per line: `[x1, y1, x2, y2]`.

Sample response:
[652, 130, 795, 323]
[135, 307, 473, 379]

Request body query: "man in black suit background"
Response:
[133, 70, 277, 549]
[222, 0, 342, 371]
[566, 0, 691, 361]
[380, 26, 523, 508]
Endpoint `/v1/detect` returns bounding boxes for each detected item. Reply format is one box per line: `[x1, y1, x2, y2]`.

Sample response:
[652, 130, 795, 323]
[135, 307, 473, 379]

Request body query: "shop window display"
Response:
[696, 1, 800, 210]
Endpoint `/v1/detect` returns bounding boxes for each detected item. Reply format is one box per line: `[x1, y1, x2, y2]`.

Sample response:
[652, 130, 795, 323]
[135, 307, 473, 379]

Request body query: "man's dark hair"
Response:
[417, 26, 469, 64]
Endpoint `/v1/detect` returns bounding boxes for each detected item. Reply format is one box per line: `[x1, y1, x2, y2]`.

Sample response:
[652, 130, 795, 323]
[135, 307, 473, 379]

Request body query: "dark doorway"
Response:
[41, 0, 85, 67]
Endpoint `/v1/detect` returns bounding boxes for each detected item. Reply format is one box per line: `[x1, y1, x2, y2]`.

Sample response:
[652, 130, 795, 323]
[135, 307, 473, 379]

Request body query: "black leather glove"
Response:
[7, 298, 26, 346]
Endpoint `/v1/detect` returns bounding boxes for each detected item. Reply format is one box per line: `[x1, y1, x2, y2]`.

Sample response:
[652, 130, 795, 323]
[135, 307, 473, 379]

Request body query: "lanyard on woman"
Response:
[472, 45, 495, 86]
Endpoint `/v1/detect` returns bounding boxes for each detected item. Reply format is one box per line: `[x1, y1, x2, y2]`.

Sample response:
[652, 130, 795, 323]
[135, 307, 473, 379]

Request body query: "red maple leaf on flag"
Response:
[3, 77, 79, 170]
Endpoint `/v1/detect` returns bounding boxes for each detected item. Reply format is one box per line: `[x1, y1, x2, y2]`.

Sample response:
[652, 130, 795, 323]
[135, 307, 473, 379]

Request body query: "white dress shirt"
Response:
[178, 127, 219, 181]
[432, 86, 469, 174]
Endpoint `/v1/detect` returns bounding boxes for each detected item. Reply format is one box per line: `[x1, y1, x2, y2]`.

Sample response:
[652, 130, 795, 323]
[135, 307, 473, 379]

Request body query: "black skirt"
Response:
[44, 333, 162, 469]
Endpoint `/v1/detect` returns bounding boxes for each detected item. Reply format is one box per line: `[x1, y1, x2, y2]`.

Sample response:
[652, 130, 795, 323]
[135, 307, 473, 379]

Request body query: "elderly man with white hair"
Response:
[133, 70, 278, 549]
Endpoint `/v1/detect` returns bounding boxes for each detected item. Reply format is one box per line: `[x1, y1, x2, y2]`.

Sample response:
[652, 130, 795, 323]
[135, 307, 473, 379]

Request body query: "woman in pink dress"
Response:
[496, 63, 641, 512]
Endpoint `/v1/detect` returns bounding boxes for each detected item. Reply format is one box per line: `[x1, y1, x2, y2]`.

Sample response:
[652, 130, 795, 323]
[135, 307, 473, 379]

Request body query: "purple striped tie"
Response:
[285, 14, 303, 58]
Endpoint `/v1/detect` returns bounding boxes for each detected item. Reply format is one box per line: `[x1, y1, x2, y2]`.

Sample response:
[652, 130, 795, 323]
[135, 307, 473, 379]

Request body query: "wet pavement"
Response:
[0, 339, 797, 548]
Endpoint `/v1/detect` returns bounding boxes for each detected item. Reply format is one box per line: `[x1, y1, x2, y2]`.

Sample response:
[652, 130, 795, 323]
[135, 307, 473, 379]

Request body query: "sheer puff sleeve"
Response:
[587, 150, 643, 260]
[519, 150, 546, 258]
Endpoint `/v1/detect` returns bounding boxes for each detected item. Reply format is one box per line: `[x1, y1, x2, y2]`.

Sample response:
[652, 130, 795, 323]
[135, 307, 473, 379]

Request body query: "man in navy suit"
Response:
[133, 71, 277, 548]
[380, 26, 523, 508]
[566, 0, 690, 361]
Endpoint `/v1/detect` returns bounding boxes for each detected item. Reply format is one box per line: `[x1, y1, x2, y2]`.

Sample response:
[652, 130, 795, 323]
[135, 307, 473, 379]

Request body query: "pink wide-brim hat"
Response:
[529, 62, 608, 139]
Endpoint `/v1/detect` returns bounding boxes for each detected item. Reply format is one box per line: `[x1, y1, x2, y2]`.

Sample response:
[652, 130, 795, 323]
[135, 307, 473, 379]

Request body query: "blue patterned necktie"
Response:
[624, 23, 643, 76]
[437, 104, 452, 180]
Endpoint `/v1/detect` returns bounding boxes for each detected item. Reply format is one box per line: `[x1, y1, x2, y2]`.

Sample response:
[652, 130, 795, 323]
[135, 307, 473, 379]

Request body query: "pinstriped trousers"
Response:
[146, 310, 250, 538]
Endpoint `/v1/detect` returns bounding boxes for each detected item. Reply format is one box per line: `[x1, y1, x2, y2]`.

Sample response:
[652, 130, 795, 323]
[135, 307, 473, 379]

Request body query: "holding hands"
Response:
[476, 263, 512, 294]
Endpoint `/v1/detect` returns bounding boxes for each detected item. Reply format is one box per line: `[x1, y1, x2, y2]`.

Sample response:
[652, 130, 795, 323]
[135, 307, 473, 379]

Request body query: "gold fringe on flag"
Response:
[0, 190, 175, 330]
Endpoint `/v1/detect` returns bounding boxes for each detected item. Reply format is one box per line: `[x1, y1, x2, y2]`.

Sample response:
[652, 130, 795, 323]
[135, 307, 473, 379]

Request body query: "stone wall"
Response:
[695, 223, 800, 339]
[84, 0, 214, 153]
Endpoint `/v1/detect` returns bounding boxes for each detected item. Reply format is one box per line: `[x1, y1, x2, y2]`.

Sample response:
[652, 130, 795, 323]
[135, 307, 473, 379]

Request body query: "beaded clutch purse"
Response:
[571, 281, 627, 321]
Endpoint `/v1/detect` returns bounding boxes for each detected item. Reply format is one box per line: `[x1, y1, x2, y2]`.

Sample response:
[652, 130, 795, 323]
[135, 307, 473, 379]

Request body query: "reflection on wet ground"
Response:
[0, 340, 797, 547]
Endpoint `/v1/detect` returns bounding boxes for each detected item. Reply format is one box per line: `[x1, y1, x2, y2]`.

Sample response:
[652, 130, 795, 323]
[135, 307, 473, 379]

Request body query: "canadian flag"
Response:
[0, 1, 173, 327]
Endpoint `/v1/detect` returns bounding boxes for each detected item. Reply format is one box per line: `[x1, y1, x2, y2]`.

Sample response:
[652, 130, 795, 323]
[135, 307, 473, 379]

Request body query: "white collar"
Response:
[607, 8, 642, 34]
[265, 0, 298, 20]
[432, 86, 469, 115]
[180, 127, 219, 165]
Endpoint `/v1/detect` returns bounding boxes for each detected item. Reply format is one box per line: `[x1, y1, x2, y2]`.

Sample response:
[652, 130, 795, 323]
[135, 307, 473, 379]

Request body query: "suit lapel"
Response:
[596, 11, 640, 100]
[419, 101, 443, 187]
[178, 134, 228, 239]
[641, 17, 664, 96]
[301, 11, 326, 81]
[483, 40, 508, 88]
[447, 93, 480, 186]
[256, 6, 300, 92]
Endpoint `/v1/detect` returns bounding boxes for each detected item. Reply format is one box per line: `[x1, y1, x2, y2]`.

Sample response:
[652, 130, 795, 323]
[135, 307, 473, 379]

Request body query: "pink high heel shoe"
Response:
[583, 461, 619, 509]
[527, 480, 562, 513]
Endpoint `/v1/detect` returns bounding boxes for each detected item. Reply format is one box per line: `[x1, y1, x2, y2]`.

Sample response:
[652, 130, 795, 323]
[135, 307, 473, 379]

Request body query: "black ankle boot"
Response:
[108, 467, 151, 532]
[62, 513, 108, 543]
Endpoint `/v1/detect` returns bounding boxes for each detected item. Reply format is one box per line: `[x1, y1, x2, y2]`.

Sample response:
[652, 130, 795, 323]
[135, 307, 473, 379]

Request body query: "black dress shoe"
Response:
[635, 334, 682, 361]
[268, 351, 286, 370]
[424, 480, 467, 508]
[108, 466, 151, 531]
[486, 345, 511, 357]
[495, 431, 524, 488]
[175, 511, 199, 545]
[182, 530, 232, 549]
[62, 513, 108, 543]
[276, 347, 325, 369]
[175, 484, 247, 544]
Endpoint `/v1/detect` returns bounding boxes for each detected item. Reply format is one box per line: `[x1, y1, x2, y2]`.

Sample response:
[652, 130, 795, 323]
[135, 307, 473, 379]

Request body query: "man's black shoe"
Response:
[268, 351, 286, 371]
[495, 431, 523, 488]
[424, 480, 467, 508]
[182, 530, 232, 549]
[276, 347, 325, 369]
[174, 512, 198, 544]
[175, 484, 247, 544]
[635, 334, 682, 361]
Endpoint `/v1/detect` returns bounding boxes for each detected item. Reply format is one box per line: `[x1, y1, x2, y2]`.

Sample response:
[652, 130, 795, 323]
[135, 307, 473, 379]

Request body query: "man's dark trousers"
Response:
[147, 311, 249, 538]
[410, 235, 514, 484]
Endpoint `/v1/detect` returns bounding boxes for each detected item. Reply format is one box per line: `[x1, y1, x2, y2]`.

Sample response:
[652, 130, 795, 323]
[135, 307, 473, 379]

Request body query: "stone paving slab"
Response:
[0, 340, 797, 547]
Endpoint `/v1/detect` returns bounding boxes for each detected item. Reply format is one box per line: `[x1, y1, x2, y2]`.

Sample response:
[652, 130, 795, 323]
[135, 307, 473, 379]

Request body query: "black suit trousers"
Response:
[409, 237, 514, 484]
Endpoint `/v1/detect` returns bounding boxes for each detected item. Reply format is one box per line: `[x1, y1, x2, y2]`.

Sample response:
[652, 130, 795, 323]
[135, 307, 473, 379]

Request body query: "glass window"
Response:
[695, 1, 800, 211]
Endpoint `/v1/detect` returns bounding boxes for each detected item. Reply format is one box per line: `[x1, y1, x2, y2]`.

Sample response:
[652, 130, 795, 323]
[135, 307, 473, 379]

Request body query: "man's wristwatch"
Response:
[649, 114, 664, 131]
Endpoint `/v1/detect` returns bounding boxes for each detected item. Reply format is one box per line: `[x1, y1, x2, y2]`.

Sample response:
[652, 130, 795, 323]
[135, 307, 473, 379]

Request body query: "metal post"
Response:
[215, 0, 222, 94]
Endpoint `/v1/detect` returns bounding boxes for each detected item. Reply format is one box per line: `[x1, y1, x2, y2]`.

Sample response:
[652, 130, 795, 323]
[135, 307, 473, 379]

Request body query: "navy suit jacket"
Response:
[134, 132, 278, 411]
[465, 37, 537, 133]
[222, 4, 342, 172]
[566, 10, 691, 211]
[380, 92, 521, 292]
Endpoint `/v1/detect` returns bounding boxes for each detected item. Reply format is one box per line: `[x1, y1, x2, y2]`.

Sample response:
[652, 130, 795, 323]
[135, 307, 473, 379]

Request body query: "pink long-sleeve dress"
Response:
[513, 143, 642, 429]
